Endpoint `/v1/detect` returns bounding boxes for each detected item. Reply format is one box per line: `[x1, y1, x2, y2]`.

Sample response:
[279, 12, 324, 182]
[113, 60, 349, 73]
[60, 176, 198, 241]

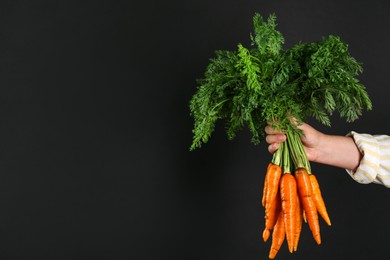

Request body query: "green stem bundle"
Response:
[286, 130, 311, 173]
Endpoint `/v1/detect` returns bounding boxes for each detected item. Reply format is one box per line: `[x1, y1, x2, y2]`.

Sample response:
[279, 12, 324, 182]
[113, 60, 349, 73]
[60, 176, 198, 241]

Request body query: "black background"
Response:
[1, 0, 390, 259]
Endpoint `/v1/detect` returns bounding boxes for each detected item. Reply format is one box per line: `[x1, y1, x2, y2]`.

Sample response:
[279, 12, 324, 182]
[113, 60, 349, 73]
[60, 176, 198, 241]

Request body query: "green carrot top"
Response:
[189, 13, 372, 151]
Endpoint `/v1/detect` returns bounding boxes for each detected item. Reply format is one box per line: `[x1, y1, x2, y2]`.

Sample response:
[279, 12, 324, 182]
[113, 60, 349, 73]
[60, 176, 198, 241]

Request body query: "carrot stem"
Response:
[281, 142, 290, 174]
[286, 130, 311, 172]
[271, 140, 283, 166]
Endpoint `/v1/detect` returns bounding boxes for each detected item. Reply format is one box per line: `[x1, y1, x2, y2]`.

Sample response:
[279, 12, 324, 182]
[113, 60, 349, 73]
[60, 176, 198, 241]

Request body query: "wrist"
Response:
[313, 134, 361, 171]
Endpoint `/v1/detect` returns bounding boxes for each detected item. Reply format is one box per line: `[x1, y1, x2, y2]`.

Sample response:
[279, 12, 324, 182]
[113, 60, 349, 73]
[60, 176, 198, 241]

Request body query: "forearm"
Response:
[313, 134, 362, 171]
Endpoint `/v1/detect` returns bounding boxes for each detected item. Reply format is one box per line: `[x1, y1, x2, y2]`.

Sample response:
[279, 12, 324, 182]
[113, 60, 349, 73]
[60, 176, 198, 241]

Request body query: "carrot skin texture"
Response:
[269, 211, 286, 259]
[264, 164, 282, 213]
[310, 174, 331, 226]
[262, 163, 272, 207]
[293, 191, 302, 251]
[295, 168, 321, 245]
[263, 189, 281, 242]
[280, 173, 297, 253]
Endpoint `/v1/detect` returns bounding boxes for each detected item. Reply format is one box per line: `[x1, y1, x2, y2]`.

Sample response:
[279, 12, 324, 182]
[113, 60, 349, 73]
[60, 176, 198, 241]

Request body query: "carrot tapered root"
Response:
[264, 164, 282, 213]
[263, 188, 282, 242]
[280, 173, 298, 253]
[269, 211, 285, 259]
[310, 174, 331, 226]
[262, 163, 272, 207]
[293, 193, 302, 251]
[295, 168, 321, 245]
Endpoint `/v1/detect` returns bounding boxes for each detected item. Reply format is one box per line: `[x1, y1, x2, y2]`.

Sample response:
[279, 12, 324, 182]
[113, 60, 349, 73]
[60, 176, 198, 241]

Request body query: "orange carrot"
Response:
[269, 211, 285, 259]
[264, 163, 282, 213]
[310, 174, 331, 226]
[263, 188, 281, 242]
[295, 168, 321, 245]
[280, 173, 297, 253]
[262, 163, 272, 207]
[293, 191, 302, 251]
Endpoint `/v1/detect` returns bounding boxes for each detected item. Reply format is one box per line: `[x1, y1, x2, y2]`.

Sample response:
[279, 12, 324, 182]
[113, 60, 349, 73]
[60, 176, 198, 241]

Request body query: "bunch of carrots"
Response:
[188, 13, 372, 259]
[262, 129, 331, 259]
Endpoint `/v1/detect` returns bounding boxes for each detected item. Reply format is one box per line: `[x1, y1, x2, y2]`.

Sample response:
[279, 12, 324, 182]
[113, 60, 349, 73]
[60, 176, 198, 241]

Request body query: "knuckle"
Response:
[265, 135, 273, 144]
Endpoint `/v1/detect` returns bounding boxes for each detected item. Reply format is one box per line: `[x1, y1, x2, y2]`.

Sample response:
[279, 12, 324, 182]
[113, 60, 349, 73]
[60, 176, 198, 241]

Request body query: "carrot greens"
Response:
[189, 13, 371, 151]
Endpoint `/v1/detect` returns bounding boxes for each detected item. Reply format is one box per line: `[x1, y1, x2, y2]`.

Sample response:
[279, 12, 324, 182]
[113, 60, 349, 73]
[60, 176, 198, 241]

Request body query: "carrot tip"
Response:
[263, 229, 270, 242]
[314, 235, 321, 245]
[268, 249, 278, 259]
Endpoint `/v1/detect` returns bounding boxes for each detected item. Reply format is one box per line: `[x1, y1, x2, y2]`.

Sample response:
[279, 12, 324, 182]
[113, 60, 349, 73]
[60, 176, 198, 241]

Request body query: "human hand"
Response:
[265, 122, 323, 162]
